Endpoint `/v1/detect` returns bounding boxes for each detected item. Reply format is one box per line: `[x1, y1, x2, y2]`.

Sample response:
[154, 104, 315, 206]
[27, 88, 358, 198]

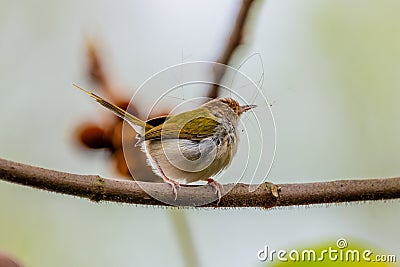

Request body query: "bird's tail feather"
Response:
[72, 84, 148, 133]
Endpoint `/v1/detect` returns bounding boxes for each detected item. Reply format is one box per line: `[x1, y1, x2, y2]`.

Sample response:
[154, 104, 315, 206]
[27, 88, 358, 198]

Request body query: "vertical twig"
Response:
[169, 210, 200, 267]
[208, 0, 256, 98]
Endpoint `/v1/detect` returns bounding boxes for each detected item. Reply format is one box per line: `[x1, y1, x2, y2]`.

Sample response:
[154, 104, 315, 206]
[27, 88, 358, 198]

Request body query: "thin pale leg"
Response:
[207, 178, 223, 204]
[156, 161, 180, 200]
[163, 176, 180, 200]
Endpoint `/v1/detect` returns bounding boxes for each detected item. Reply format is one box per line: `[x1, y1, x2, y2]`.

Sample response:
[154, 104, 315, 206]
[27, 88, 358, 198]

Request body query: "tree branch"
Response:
[208, 0, 255, 98]
[0, 157, 399, 208]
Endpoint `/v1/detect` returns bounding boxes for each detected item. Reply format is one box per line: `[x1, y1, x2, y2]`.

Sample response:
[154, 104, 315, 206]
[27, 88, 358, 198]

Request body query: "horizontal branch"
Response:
[0, 157, 399, 208]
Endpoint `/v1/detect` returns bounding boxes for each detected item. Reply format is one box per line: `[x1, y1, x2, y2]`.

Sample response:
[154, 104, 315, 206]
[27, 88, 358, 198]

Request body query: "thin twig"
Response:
[1, 158, 399, 208]
[208, 0, 256, 98]
[169, 210, 200, 267]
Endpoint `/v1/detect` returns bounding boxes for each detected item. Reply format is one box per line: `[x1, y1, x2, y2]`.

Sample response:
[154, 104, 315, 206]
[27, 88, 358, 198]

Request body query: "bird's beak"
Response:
[239, 104, 257, 114]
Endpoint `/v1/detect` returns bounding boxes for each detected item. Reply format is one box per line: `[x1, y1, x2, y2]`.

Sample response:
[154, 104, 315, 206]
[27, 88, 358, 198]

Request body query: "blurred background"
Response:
[0, 0, 399, 266]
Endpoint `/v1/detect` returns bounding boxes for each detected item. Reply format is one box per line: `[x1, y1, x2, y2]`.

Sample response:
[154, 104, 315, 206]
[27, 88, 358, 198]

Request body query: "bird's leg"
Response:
[162, 176, 180, 200]
[154, 160, 180, 200]
[207, 178, 223, 204]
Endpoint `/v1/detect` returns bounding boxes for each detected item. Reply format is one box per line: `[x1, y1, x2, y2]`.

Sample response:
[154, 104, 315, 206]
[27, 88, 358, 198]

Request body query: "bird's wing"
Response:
[141, 108, 220, 142]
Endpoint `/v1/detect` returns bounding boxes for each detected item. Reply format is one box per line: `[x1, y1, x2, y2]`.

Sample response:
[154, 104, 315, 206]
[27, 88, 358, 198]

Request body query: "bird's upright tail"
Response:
[72, 84, 148, 133]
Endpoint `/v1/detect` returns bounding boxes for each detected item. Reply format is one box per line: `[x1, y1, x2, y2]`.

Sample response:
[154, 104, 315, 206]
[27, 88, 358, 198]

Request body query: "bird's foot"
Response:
[207, 178, 223, 204]
[163, 176, 180, 200]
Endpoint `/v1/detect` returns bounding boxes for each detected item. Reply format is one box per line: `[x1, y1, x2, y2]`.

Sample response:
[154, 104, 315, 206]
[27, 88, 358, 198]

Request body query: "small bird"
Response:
[73, 84, 256, 201]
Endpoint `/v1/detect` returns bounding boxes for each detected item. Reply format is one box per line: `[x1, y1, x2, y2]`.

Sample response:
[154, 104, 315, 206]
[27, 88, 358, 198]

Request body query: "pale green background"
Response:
[0, 1, 399, 266]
